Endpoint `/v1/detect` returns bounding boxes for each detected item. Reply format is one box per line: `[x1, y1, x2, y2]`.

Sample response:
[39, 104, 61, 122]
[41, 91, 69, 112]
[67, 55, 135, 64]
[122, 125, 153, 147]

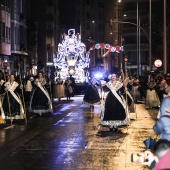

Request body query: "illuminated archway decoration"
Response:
[86, 43, 123, 58]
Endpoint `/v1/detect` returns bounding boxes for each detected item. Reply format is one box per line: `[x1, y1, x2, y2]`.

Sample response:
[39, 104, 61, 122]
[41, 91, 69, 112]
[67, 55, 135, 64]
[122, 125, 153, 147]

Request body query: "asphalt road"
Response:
[0, 96, 159, 170]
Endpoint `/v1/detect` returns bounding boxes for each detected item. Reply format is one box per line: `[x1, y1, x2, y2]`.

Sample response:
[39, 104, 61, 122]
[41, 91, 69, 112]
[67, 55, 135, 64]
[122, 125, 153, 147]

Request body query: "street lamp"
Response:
[116, 0, 152, 75]
[137, 1, 139, 78]
[110, 20, 149, 41]
[149, 0, 152, 72]
[91, 20, 95, 67]
[163, 0, 167, 74]
[110, 19, 150, 77]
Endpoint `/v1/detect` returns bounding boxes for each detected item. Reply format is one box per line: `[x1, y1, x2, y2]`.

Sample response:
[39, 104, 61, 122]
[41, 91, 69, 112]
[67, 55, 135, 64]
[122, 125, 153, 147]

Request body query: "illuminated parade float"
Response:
[53, 29, 123, 82]
[53, 29, 89, 83]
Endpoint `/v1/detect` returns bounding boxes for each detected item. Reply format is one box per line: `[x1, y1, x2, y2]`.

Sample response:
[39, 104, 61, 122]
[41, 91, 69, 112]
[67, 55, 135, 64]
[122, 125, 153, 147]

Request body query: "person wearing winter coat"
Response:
[153, 96, 170, 141]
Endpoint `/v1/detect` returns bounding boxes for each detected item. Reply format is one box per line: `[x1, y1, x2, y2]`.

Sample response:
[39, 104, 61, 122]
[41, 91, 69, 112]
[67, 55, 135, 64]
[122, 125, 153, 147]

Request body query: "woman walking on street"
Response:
[53, 74, 65, 101]
[100, 73, 130, 132]
[29, 71, 53, 116]
[83, 76, 101, 108]
[2, 74, 25, 121]
[145, 75, 160, 109]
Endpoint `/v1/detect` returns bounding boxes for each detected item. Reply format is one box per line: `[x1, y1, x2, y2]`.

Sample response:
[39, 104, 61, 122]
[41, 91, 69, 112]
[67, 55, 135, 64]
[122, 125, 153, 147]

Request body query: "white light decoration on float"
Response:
[105, 44, 110, 49]
[95, 44, 100, 49]
[87, 43, 123, 57]
[53, 29, 89, 83]
[111, 47, 116, 52]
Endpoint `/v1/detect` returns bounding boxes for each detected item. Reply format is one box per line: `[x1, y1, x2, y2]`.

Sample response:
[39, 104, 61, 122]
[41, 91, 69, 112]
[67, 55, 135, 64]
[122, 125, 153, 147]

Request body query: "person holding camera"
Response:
[139, 139, 170, 170]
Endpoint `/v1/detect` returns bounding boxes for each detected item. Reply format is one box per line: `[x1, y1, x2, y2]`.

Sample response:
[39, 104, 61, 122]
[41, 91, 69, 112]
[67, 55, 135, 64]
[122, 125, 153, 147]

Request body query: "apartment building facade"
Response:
[27, 0, 60, 74]
[0, 0, 11, 70]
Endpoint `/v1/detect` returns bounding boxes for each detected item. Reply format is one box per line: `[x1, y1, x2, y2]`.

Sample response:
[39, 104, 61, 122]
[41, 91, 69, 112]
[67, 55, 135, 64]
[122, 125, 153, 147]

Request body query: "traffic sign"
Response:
[2, 62, 8, 69]
[154, 59, 162, 68]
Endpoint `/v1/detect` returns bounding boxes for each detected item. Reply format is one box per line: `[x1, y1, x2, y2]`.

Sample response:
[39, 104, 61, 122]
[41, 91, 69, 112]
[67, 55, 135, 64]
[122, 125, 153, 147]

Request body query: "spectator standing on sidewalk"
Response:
[164, 76, 170, 96]
[157, 78, 166, 102]
[140, 139, 170, 170]
[131, 76, 141, 103]
[53, 74, 65, 101]
[153, 96, 170, 141]
[138, 76, 146, 100]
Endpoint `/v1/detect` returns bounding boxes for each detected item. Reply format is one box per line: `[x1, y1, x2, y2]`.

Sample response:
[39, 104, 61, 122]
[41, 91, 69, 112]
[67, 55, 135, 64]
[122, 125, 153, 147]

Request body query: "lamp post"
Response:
[110, 20, 149, 42]
[163, 0, 167, 74]
[92, 20, 95, 67]
[149, 0, 152, 72]
[120, 35, 123, 74]
[124, 57, 128, 78]
[110, 19, 149, 77]
[137, 1, 139, 78]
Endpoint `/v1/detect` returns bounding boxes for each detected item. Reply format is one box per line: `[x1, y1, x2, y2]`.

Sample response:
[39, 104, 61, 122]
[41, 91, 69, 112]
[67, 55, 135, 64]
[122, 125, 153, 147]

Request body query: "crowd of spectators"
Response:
[130, 71, 170, 169]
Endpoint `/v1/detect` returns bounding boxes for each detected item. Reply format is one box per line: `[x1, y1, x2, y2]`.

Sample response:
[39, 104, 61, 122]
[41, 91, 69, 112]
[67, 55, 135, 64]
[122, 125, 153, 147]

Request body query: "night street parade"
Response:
[0, 0, 170, 170]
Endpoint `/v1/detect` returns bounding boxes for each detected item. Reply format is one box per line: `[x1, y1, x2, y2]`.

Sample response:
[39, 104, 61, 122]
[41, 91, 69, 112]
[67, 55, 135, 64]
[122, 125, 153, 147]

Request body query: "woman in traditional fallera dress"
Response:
[0, 98, 5, 124]
[2, 74, 25, 120]
[64, 77, 73, 100]
[0, 71, 5, 124]
[29, 72, 53, 116]
[100, 74, 130, 131]
[53, 75, 65, 101]
[145, 76, 160, 109]
[83, 77, 101, 107]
